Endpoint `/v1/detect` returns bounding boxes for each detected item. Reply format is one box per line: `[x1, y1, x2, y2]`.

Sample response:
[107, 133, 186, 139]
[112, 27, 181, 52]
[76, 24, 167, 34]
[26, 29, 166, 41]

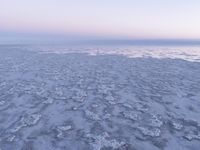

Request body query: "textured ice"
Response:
[10, 113, 41, 133]
[72, 89, 87, 103]
[149, 114, 163, 127]
[184, 131, 200, 141]
[0, 101, 5, 106]
[6, 135, 15, 142]
[42, 97, 54, 104]
[56, 125, 72, 138]
[85, 110, 101, 121]
[24, 114, 42, 126]
[0, 45, 200, 150]
[171, 120, 183, 130]
[137, 127, 161, 137]
[86, 132, 125, 150]
[122, 111, 140, 121]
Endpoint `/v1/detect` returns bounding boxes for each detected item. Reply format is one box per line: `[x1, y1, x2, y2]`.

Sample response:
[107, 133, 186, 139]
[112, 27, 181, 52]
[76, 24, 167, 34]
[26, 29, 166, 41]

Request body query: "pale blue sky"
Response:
[1, 0, 200, 40]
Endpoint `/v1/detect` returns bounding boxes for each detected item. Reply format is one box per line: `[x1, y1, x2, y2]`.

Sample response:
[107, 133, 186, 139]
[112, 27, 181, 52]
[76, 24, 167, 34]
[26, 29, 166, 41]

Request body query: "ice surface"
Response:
[86, 132, 125, 150]
[56, 125, 72, 138]
[0, 45, 200, 150]
[137, 127, 161, 137]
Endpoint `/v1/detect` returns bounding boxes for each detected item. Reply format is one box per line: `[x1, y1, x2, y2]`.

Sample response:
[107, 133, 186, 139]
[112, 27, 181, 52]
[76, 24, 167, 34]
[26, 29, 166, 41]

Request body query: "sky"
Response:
[1, 0, 200, 43]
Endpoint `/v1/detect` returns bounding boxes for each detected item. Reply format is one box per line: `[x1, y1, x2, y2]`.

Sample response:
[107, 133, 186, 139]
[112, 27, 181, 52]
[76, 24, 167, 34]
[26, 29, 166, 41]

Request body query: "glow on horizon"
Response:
[1, 0, 200, 39]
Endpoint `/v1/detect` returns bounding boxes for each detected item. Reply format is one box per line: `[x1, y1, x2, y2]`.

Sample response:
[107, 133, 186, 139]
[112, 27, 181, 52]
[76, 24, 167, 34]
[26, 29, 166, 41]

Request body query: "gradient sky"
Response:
[1, 0, 200, 40]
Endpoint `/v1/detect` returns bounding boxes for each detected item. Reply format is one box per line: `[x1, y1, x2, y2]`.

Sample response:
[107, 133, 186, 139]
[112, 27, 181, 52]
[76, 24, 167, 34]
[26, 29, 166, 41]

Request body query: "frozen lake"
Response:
[0, 45, 200, 150]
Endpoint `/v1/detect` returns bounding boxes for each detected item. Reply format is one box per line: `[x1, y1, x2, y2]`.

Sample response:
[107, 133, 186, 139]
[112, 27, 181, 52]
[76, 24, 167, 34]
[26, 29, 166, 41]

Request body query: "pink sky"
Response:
[1, 0, 200, 39]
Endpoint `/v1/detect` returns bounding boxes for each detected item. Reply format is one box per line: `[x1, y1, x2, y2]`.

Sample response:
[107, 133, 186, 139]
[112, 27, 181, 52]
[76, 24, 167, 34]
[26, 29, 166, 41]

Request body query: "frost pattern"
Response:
[0, 45, 200, 150]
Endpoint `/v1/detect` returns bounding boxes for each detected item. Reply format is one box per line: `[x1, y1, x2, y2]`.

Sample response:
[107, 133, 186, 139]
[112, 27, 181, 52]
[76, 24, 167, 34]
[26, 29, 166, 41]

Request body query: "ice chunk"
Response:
[183, 131, 200, 141]
[122, 111, 140, 121]
[43, 97, 54, 104]
[103, 113, 111, 119]
[138, 127, 161, 137]
[171, 121, 183, 130]
[135, 102, 149, 112]
[85, 110, 101, 121]
[122, 103, 132, 109]
[24, 114, 42, 126]
[149, 114, 163, 127]
[105, 94, 115, 101]
[6, 135, 16, 142]
[57, 125, 72, 131]
[56, 125, 72, 138]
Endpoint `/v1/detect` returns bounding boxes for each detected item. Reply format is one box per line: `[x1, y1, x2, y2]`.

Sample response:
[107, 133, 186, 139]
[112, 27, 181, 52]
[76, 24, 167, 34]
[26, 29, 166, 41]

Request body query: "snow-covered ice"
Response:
[0, 45, 200, 150]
